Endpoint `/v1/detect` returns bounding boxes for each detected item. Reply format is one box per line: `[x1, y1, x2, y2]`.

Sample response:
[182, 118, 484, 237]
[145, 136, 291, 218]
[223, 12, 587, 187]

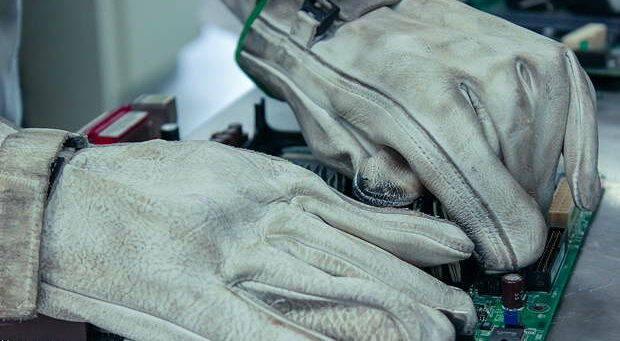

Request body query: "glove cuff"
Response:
[0, 129, 87, 320]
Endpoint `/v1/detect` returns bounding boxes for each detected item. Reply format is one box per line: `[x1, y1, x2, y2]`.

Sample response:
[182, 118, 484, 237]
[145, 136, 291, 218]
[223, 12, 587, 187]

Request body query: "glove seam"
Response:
[232, 279, 412, 340]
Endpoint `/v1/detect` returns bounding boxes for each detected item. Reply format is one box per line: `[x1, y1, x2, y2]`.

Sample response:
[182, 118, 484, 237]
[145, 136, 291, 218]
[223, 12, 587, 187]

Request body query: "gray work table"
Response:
[188, 88, 620, 341]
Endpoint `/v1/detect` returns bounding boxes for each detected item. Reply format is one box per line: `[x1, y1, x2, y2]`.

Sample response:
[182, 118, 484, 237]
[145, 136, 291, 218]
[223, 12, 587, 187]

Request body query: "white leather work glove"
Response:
[37, 140, 477, 341]
[223, 0, 602, 272]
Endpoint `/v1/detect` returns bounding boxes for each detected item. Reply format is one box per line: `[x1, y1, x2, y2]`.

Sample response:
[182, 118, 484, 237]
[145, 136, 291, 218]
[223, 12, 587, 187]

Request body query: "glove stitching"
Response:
[232, 279, 412, 341]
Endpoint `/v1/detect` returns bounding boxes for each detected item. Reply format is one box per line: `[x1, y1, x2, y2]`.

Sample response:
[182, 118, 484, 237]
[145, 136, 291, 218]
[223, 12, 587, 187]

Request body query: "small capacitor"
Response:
[502, 274, 524, 326]
[502, 274, 525, 308]
[160, 123, 180, 141]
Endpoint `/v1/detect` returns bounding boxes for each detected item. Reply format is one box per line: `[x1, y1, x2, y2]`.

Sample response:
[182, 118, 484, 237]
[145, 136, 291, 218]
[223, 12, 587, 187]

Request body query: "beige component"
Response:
[562, 23, 608, 51]
[548, 178, 576, 229]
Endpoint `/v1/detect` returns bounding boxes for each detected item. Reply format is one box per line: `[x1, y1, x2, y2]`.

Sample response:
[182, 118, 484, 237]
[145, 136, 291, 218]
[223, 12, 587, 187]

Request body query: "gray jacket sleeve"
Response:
[0, 126, 82, 320]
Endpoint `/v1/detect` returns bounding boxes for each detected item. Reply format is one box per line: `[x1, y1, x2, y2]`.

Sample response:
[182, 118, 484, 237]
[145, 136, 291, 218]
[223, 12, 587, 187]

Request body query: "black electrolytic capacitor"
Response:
[502, 274, 525, 309]
[502, 273, 525, 326]
[160, 123, 180, 141]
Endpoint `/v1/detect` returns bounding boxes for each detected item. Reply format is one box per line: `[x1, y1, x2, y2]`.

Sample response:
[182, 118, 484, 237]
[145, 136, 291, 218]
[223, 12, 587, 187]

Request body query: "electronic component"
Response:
[476, 305, 489, 322]
[530, 303, 550, 313]
[502, 274, 525, 309]
[526, 228, 567, 292]
[520, 178, 573, 292]
[160, 123, 180, 141]
[503, 308, 521, 328]
[426, 250, 480, 289]
[489, 327, 524, 341]
[83, 106, 150, 144]
[81, 94, 178, 144]
[210, 123, 247, 147]
[425, 180, 579, 296]
[480, 321, 494, 331]
[502, 274, 525, 326]
[428, 261, 467, 286]
[246, 99, 307, 156]
[548, 178, 577, 232]
[562, 23, 608, 51]
[131, 94, 178, 130]
[476, 273, 505, 295]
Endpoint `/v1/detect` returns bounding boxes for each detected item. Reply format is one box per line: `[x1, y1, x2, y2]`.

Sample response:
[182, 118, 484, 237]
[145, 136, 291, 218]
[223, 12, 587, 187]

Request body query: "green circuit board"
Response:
[470, 209, 595, 341]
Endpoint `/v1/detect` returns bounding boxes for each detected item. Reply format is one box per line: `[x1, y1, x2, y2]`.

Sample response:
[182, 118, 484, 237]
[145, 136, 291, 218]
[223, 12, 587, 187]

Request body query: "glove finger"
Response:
[284, 83, 371, 177]
[290, 183, 474, 267]
[241, 251, 456, 341]
[563, 51, 602, 211]
[354, 145, 424, 207]
[265, 212, 477, 335]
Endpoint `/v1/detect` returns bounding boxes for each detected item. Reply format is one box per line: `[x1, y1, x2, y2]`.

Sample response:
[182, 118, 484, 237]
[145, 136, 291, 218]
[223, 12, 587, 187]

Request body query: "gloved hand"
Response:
[224, 0, 601, 271]
[38, 140, 476, 341]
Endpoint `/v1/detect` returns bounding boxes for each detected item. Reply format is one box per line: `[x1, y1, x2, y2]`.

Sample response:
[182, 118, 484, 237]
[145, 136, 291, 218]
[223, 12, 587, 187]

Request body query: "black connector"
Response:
[301, 0, 340, 36]
[526, 229, 567, 292]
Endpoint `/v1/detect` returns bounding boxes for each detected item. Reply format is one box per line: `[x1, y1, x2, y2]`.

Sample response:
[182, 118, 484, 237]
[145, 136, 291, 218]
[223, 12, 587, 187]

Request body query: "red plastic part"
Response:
[83, 105, 149, 145]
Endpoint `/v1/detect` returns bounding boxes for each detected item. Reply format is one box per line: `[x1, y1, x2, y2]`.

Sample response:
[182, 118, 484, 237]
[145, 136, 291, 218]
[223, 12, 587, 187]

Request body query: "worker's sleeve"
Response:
[0, 127, 87, 320]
